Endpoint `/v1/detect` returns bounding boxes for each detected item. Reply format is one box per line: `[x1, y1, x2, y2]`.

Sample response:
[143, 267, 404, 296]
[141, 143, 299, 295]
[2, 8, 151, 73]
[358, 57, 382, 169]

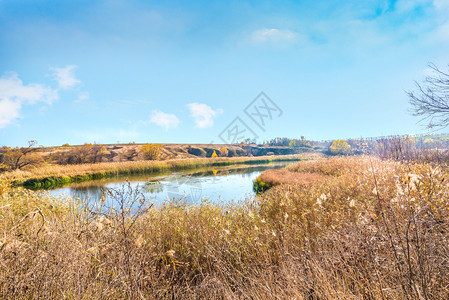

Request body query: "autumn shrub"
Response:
[211, 150, 218, 158]
[141, 143, 162, 160]
[329, 139, 351, 155]
[0, 179, 11, 196]
[220, 147, 229, 157]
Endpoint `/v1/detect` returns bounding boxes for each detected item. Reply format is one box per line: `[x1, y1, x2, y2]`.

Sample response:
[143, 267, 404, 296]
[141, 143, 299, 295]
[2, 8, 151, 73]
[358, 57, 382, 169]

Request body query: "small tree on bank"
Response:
[330, 140, 351, 155]
[0, 140, 43, 171]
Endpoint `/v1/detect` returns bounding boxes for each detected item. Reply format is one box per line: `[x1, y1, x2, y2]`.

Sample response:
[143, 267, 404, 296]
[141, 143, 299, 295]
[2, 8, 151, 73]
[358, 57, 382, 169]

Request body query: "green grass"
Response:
[15, 156, 304, 189]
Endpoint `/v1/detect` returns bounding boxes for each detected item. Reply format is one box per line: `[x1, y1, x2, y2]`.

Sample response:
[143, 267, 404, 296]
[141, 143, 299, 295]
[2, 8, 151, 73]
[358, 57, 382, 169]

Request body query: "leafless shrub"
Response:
[0, 140, 43, 171]
[375, 135, 449, 165]
[55, 144, 110, 164]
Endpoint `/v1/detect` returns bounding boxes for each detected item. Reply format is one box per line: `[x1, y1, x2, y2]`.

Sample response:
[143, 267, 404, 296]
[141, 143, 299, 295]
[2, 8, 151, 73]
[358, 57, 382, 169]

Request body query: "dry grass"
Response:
[258, 169, 326, 186]
[0, 179, 11, 196]
[286, 155, 374, 176]
[0, 154, 312, 184]
[1, 156, 448, 298]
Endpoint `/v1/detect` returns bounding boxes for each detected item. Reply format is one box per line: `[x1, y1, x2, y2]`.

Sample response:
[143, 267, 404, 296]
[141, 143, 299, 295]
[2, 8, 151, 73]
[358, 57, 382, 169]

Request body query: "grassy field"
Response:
[1, 155, 448, 298]
[0, 154, 315, 189]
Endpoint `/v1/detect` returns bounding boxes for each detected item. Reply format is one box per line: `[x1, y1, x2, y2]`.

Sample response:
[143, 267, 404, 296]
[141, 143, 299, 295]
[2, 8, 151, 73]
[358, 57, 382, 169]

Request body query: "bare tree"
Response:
[0, 140, 43, 171]
[408, 63, 449, 129]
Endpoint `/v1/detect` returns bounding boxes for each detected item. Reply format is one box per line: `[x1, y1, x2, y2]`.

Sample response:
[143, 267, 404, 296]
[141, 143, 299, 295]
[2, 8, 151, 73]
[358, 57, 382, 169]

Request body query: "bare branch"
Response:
[408, 64, 449, 129]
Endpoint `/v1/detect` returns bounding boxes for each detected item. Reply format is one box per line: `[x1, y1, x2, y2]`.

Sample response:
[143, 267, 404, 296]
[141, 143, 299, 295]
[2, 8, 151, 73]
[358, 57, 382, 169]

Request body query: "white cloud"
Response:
[0, 98, 21, 128]
[250, 28, 300, 44]
[51, 65, 81, 89]
[0, 72, 58, 104]
[0, 72, 58, 128]
[187, 102, 222, 129]
[150, 110, 180, 130]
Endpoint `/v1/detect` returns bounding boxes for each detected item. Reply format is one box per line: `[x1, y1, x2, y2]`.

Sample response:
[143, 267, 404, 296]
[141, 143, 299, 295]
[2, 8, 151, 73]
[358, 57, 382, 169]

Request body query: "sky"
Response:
[1, 0, 449, 147]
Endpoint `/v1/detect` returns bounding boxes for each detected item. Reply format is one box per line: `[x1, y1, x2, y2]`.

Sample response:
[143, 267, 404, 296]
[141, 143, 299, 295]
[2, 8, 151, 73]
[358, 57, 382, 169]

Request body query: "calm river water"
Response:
[44, 161, 295, 206]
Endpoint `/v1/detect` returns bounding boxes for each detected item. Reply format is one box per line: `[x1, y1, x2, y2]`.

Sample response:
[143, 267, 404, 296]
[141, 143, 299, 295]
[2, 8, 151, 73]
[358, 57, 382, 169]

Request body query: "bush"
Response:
[220, 147, 229, 157]
[141, 143, 162, 160]
[211, 150, 218, 158]
[0, 179, 12, 196]
[330, 139, 351, 155]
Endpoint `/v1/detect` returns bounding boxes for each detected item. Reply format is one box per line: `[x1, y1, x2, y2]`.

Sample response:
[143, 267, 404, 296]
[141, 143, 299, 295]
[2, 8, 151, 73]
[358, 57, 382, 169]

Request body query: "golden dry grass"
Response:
[258, 169, 326, 186]
[1, 155, 448, 299]
[0, 154, 314, 184]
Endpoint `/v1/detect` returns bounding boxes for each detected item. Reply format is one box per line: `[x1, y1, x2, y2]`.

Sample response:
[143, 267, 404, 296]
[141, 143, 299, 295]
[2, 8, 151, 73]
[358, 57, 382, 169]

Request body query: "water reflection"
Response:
[46, 162, 294, 205]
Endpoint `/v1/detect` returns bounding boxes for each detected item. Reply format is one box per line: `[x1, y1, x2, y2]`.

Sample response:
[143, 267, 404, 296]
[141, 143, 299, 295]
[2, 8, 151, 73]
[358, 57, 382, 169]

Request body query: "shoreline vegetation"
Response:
[0, 154, 317, 189]
[1, 155, 448, 298]
[253, 157, 341, 193]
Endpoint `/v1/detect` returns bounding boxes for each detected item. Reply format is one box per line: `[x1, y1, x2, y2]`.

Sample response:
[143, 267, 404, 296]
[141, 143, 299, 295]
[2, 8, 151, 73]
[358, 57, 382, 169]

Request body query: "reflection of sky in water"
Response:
[47, 163, 291, 206]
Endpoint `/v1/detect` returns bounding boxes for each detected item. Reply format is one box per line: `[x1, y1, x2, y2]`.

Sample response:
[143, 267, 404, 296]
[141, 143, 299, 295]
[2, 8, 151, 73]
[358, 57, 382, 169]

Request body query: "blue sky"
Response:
[1, 0, 449, 147]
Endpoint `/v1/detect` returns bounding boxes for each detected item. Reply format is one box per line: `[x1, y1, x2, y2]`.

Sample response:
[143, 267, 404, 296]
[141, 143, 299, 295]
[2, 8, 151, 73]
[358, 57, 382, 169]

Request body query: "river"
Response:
[43, 161, 294, 206]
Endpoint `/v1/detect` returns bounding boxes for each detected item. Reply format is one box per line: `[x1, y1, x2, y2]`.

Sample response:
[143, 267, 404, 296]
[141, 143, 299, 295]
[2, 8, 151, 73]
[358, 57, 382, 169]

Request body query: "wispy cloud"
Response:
[150, 110, 180, 130]
[0, 72, 58, 128]
[250, 28, 300, 44]
[51, 65, 81, 89]
[0, 99, 21, 129]
[74, 91, 90, 103]
[187, 102, 222, 129]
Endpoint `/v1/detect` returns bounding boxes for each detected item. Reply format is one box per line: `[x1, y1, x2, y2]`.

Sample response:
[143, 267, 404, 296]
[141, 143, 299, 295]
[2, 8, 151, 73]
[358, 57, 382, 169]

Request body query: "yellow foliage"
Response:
[142, 143, 163, 160]
[211, 150, 218, 158]
[0, 178, 12, 196]
[220, 147, 229, 157]
[330, 140, 351, 155]
[423, 138, 434, 146]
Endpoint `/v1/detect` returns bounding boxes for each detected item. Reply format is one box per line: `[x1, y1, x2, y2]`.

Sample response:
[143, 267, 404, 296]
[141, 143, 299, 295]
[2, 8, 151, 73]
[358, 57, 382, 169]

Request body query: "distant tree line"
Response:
[265, 136, 312, 148]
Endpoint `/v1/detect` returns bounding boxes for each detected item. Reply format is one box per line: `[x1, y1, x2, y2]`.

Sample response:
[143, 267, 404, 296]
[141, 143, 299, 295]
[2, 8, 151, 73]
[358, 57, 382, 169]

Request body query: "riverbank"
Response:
[1, 156, 448, 298]
[254, 155, 351, 193]
[1, 153, 319, 189]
